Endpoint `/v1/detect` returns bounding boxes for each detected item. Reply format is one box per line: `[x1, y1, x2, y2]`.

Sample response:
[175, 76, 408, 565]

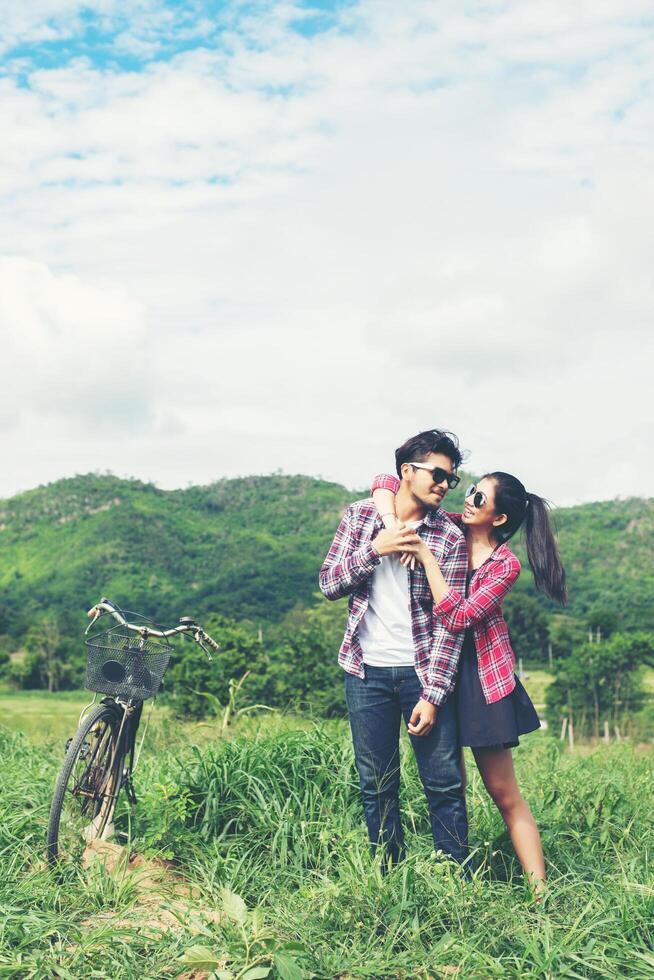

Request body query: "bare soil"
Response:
[81, 839, 224, 939]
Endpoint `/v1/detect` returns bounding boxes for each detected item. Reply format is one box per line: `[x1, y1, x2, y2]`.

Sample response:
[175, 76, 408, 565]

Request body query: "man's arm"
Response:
[420, 533, 468, 705]
[319, 505, 381, 601]
[319, 506, 422, 601]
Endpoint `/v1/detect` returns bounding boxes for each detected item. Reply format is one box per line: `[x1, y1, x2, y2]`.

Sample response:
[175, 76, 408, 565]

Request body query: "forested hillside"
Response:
[0, 473, 352, 638]
[0, 472, 652, 638]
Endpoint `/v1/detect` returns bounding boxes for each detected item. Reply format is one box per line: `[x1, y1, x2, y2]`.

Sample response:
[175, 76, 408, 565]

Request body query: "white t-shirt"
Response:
[357, 520, 422, 667]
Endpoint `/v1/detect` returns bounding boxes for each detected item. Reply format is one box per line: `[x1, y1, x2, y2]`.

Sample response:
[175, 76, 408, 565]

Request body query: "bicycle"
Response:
[46, 597, 219, 867]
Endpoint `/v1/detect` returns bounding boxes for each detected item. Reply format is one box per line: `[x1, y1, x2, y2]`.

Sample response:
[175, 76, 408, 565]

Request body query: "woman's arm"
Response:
[371, 473, 401, 529]
[406, 540, 521, 632]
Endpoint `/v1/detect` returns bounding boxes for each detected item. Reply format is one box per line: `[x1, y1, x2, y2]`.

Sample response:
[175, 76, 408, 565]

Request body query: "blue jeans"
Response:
[345, 665, 468, 866]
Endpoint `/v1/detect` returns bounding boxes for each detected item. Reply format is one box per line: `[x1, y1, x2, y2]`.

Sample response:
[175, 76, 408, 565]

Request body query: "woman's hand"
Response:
[400, 536, 436, 568]
[399, 551, 416, 570]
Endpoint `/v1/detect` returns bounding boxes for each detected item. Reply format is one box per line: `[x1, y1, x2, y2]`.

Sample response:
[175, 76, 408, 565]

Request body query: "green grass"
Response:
[0, 708, 652, 979]
[0, 689, 93, 743]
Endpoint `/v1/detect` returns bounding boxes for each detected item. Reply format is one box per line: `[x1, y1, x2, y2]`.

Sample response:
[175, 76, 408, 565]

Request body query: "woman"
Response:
[371, 470, 567, 893]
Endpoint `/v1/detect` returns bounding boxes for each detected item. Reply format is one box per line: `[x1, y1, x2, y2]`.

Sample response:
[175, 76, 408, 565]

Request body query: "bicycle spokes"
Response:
[48, 707, 123, 865]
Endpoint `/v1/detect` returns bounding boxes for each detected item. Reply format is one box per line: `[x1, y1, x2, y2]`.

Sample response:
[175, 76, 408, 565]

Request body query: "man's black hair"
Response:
[395, 429, 463, 478]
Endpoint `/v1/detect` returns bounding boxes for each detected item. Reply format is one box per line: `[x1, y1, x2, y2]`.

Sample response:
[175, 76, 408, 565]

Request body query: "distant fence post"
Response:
[614, 726, 621, 742]
[604, 720, 610, 744]
[560, 717, 568, 742]
[548, 643, 553, 670]
[568, 718, 575, 750]
[518, 657, 524, 680]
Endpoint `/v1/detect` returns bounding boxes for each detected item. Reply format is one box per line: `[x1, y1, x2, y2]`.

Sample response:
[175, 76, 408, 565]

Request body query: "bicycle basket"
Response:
[85, 630, 172, 700]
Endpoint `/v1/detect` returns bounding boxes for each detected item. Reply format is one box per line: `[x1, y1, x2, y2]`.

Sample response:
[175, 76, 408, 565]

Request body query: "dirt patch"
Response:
[81, 840, 223, 937]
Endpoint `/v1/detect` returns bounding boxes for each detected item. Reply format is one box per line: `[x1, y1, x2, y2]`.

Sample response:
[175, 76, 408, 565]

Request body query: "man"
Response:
[319, 429, 468, 866]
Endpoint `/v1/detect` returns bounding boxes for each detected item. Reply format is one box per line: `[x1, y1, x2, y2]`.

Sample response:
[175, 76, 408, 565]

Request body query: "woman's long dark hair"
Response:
[486, 471, 567, 605]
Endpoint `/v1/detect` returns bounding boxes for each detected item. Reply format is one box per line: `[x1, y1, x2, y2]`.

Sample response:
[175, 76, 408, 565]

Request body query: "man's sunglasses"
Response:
[465, 484, 487, 509]
[409, 462, 461, 490]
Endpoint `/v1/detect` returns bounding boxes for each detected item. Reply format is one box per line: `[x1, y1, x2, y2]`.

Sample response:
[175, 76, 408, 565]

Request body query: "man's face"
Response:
[402, 452, 456, 509]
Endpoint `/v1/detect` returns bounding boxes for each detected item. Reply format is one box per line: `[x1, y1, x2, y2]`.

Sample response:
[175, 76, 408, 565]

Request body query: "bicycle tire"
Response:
[46, 702, 124, 867]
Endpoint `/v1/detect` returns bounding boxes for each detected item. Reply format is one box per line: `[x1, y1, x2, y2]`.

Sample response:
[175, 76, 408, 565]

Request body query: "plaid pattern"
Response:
[371, 473, 521, 704]
[319, 498, 467, 706]
[432, 543, 521, 703]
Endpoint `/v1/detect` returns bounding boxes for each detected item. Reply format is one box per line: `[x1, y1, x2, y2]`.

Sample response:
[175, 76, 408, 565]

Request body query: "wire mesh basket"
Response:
[85, 630, 172, 701]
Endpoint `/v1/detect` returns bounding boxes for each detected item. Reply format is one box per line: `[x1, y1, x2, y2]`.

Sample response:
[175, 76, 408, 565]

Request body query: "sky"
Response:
[0, 0, 652, 506]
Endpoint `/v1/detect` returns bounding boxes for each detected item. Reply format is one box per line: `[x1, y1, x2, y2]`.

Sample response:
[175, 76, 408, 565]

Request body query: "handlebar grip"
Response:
[202, 631, 220, 652]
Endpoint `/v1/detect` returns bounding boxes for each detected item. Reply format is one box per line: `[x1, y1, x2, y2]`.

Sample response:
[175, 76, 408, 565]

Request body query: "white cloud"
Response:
[0, 0, 118, 52]
[0, 1, 652, 504]
[0, 256, 155, 429]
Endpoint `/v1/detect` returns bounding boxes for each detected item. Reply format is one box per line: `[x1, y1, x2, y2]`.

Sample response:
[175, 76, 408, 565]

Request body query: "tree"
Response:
[502, 594, 549, 663]
[545, 631, 653, 738]
[548, 614, 586, 660]
[268, 597, 349, 717]
[164, 614, 272, 719]
[587, 606, 619, 640]
[20, 615, 78, 692]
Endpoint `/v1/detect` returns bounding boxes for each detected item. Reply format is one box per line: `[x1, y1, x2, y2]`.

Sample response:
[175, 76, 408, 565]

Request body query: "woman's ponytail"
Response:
[524, 493, 567, 605]
[487, 472, 567, 605]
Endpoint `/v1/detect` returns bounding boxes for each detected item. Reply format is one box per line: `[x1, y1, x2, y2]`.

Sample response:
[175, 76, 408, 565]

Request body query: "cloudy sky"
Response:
[1, 0, 652, 506]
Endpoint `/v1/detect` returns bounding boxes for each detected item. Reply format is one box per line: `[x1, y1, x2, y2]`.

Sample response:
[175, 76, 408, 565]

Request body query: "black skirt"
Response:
[455, 628, 541, 749]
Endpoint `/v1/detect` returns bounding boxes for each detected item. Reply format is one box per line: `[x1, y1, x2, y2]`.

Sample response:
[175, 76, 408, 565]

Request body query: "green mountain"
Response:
[0, 472, 652, 643]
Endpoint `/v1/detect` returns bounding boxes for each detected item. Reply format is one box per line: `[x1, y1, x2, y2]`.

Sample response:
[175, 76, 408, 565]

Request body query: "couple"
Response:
[319, 428, 566, 891]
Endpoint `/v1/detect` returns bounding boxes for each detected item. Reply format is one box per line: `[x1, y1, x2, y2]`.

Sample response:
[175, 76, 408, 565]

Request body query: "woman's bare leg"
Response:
[472, 746, 545, 892]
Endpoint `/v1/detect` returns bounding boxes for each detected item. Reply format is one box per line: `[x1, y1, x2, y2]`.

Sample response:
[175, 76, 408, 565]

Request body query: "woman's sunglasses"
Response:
[409, 462, 461, 490]
[465, 484, 487, 509]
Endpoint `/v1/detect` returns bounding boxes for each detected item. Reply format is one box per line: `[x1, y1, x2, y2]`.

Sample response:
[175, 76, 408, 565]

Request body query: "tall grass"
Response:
[0, 720, 652, 978]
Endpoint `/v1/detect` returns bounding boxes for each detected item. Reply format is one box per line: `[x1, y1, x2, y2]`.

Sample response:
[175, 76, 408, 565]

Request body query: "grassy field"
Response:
[2, 664, 650, 741]
[0, 666, 556, 746]
[0, 689, 92, 743]
[0, 692, 653, 979]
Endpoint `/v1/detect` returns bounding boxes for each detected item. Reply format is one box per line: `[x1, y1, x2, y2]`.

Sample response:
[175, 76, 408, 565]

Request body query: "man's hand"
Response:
[372, 525, 421, 557]
[407, 699, 437, 736]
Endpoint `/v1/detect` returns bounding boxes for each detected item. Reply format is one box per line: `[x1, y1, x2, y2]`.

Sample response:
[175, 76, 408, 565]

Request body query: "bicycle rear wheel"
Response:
[46, 702, 124, 867]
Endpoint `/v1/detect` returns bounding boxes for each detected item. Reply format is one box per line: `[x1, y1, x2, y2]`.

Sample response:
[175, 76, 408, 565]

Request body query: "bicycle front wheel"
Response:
[46, 702, 124, 867]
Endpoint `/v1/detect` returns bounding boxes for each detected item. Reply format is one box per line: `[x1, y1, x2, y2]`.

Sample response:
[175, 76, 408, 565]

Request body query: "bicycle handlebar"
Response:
[86, 597, 220, 660]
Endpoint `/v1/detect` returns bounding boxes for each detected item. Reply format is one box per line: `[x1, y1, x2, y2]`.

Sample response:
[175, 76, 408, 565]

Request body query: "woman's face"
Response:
[461, 476, 506, 533]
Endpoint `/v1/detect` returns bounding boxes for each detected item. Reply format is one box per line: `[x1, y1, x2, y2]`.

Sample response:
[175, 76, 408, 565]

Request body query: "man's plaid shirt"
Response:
[319, 498, 468, 705]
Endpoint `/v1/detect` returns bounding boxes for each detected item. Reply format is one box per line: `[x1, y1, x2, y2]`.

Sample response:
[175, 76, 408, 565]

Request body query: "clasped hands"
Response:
[372, 520, 431, 569]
